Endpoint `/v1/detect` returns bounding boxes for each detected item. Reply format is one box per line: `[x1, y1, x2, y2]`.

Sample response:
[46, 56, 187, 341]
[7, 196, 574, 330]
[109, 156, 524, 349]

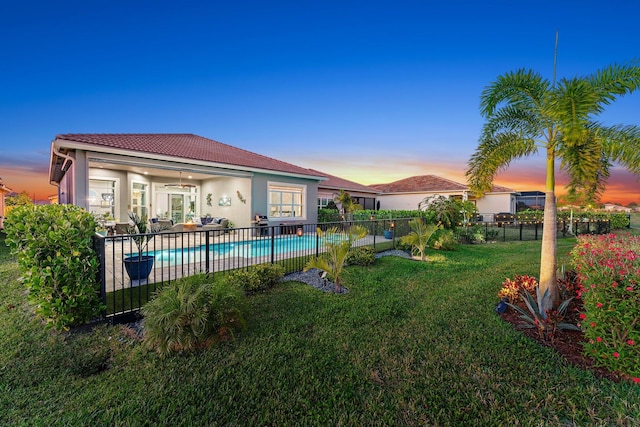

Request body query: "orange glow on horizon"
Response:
[2, 159, 639, 205]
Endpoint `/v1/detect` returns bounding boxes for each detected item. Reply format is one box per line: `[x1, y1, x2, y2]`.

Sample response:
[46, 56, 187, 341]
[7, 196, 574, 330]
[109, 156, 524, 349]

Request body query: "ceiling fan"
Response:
[164, 171, 196, 188]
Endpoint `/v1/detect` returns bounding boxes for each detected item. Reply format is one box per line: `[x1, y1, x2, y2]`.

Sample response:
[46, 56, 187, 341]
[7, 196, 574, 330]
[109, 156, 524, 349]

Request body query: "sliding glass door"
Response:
[154, 187, 198, 223]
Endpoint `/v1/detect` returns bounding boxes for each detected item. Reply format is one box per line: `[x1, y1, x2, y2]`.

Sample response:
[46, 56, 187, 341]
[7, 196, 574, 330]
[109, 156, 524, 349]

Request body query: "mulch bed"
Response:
[499, 299, 624, 382]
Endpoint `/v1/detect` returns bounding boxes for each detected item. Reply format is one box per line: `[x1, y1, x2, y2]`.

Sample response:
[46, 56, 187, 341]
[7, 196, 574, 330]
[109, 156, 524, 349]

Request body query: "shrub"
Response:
[225, 263, 284, 295]
[4, 204, 104, 329]
[498, 275, 538, 304]
[431, 229, 457, 251]
[142, 275, 248, 357]
[393, 238, 412, 253]
[609, 213, 630, 229]
[346, 246, 376, 266]
[571, 234, 640, 381]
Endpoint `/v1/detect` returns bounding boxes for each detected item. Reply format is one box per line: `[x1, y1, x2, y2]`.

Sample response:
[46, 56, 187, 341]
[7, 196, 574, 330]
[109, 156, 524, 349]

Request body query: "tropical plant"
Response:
[399, 219, 441, 261]
[418, 196, 472, 230]
[304, 224, 368, 292]
[142, 276, 248, 357]
[507, 287, 580, 342]
[498, 275, 539, 303]
[466, 60, 640, 310]
[333, 189, 361, 215]
[126, 212, 154, 258]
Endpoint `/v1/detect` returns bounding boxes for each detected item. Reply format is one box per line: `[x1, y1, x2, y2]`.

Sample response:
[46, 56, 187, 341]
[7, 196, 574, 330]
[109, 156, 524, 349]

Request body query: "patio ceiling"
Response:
[88, 157, 253, 181]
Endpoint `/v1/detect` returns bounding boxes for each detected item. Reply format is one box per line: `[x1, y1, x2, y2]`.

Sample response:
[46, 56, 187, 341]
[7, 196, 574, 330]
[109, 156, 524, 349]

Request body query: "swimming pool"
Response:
[139, 235, 322, 265]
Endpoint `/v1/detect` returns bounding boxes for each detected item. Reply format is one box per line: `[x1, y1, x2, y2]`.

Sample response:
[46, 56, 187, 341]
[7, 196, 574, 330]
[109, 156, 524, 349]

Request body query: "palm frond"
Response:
[588, 60, 640, 105]
[466, 131, 537, 195]
[480, 69, 550, 117]
[599, 124, 640, 174]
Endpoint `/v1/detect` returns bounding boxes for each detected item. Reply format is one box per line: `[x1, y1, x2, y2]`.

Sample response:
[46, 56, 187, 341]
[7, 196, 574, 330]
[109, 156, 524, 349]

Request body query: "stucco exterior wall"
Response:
[252, 173, 319, 225]
[475, 194, 515, 215]
[201, 176, 252, 228]
[376, 193, 425, 210]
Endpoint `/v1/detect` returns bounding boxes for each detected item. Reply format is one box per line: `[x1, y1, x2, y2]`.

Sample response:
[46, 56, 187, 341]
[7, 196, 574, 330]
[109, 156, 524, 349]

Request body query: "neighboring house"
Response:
[516, 191, 546, 211]
[603, 203, 632, 212]
[312, 170, 380, 210]
[49, 134, 327, 228]
[370, 175, 517, 216]
[0, 178, 13, 229]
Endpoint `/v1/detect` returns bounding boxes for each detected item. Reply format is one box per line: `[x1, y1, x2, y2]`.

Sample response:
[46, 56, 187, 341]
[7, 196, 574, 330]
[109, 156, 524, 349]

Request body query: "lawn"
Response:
[1, 232, 638, 425]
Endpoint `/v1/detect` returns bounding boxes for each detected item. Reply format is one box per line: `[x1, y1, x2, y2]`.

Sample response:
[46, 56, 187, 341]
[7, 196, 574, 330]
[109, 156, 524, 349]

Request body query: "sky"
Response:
[1, 0, 639, 204]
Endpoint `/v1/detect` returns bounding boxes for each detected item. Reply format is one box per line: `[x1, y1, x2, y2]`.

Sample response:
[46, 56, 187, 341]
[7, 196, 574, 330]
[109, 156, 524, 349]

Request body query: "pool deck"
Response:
[100, 231, 392, 294]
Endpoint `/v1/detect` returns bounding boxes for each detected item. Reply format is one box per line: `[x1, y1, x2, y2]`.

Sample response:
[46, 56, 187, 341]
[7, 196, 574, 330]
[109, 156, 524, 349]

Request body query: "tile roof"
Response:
[54, 133, 324, 178]
[370, 175, 468, 193]
[489, 184, 515, 193]
[370, 175, 515, 194]
[309, 169, 379, 194]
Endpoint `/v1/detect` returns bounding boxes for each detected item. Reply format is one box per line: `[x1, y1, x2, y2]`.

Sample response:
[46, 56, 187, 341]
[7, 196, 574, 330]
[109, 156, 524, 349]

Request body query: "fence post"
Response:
[204, 230, 210, 277]
[534, 222, 538, 240]
[270, 226, 275, 264]
[519, 223, 523, 241]
[93, 235, 107, 320]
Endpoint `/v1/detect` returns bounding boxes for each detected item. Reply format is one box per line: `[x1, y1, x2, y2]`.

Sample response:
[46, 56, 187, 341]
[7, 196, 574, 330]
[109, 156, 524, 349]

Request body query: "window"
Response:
[269, 183, 305, 219]
[89, 179, 115, 219]
[131, 182, 148, 218]
[155, 186, 198, 223]
[318, 197, 333, 209]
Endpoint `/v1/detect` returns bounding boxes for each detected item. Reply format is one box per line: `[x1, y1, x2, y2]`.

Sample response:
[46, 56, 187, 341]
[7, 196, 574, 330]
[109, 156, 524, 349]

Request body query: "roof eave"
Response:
[53, 137, 326, 182]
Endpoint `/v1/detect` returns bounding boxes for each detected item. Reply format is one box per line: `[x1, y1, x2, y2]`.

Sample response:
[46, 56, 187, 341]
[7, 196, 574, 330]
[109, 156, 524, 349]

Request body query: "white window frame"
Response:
[131, 180, 149, 219]
[268, 182, 306, 221]
[318, 197, 333, 209]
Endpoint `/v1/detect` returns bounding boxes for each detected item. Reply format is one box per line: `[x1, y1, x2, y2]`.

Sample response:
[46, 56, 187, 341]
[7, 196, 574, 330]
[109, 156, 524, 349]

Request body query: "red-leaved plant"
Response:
[498, 275, 538, 303]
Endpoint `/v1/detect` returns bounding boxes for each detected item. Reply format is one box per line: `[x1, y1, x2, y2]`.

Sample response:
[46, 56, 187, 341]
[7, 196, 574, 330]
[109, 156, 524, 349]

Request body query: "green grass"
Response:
[1, 232, 638, 425]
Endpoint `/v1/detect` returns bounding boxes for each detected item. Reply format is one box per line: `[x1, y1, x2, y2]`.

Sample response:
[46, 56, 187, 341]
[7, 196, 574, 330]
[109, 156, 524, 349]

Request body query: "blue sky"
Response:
[1, 0, 639, 202]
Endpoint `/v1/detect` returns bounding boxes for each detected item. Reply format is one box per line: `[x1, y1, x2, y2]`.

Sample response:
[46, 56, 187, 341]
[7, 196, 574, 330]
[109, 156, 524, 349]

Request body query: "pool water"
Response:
[140, 235, 322, 265]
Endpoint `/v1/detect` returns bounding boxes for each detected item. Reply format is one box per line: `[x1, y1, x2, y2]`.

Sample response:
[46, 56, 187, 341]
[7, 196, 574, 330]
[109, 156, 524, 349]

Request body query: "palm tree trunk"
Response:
[539, 150, 559, 308]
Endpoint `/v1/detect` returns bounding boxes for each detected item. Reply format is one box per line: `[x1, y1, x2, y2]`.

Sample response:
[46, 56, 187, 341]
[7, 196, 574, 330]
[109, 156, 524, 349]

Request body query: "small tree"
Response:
[333, 190, 362, 215]
[304, 225, 368, 292]
[5, 191, 33, 206]
[418, 195, 462, 229]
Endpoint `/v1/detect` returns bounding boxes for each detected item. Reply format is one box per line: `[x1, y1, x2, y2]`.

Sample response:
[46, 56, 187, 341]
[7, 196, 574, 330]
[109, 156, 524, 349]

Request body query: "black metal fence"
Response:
[459, 218, 610, 242]
[95, 217, 610, 321]
[95, 219, 411, 320]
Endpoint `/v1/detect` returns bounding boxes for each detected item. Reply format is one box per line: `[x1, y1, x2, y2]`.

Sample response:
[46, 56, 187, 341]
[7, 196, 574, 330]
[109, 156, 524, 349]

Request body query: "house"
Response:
[48, 134, 327, 229]
[0, 178, 13, 229]
[312, 170, 380, 210]
[370, 175, 517, 217]
[516, 191, 546, 211]
[603, 203, 632, 213]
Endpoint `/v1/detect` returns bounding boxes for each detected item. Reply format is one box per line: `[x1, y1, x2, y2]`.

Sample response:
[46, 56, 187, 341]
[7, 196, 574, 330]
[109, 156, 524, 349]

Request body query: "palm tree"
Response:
[400, 219, 441, 261]
[304, 225, 368, 292]
[466, 61, 640, 308]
